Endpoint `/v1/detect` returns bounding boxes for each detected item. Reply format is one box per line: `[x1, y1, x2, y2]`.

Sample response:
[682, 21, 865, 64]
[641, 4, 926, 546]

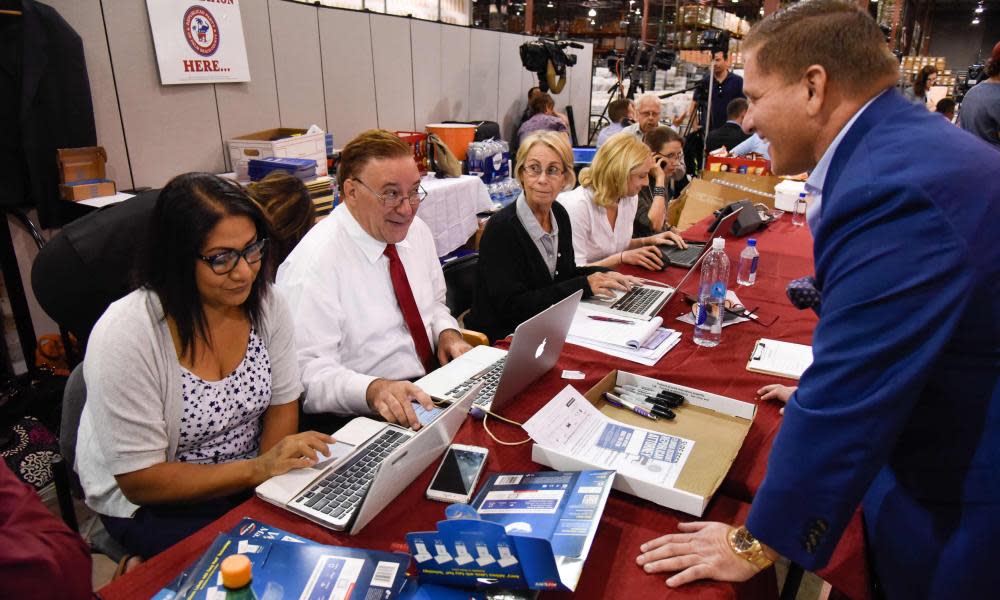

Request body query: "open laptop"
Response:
[657, 204, 744, 268]
[255, 387, 475, 535]
[581, 208, 744, 320]
[415, 290, 583, 416]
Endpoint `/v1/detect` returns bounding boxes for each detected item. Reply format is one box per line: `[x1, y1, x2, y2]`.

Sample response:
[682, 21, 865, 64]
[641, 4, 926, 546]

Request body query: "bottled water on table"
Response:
[736, 238, 759, 286]
[693, 237, 730, 348]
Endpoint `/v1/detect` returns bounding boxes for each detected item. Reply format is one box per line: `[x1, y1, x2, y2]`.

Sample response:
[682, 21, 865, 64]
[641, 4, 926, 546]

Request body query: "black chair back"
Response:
[442, 253, 478, 317]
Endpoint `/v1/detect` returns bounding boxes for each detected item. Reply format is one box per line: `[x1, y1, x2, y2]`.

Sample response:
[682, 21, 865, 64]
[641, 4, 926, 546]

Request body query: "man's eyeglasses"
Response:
[352, 178, 427, 209]
[199, 238, 268, 275]
[638, 111, 660, 118]
[523, 163, 565, 178]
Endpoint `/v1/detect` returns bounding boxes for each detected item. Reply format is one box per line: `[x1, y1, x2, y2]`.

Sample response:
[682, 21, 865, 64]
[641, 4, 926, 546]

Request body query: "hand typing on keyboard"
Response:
[366, 379, 435, 430]
[253, 430, 335, 484]
[587, 271, 642, 298]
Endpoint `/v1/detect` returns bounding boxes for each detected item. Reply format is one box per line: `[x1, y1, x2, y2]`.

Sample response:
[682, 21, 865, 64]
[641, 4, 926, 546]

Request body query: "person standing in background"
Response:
[959, 41, 1000, 149]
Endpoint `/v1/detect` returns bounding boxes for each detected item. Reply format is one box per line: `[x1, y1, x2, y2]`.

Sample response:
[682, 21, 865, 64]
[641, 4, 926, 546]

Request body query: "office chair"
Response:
[441, 253, 487, 347]
[52, 364, 128, 562]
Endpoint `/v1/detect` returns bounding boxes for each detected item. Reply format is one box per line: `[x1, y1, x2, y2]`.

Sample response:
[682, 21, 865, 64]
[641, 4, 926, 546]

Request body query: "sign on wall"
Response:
[146, 0, 251, 85]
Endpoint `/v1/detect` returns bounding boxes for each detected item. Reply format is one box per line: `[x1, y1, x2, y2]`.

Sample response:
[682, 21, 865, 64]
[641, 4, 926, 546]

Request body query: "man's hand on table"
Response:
[756, 384, 797, 415]
[366, 379, 435, 430]
[636, 522, 769, 587]
[437, 329, 472, 365]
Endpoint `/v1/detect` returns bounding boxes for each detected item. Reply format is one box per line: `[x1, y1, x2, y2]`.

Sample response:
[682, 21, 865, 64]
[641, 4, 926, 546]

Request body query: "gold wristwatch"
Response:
[728, 526, 775, 570]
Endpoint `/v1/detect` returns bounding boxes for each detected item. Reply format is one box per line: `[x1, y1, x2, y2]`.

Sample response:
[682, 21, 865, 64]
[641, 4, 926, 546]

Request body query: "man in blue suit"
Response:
[635, 2, 1000, 598]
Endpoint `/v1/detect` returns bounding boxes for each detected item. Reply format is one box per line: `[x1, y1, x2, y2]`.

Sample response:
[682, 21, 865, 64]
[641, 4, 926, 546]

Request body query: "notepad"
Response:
[746, 338, 813, 380]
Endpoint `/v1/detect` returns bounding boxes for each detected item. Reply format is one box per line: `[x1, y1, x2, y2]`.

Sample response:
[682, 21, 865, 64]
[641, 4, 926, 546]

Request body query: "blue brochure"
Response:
[406, 470, 614, 592]
[153, 518, 409, 600]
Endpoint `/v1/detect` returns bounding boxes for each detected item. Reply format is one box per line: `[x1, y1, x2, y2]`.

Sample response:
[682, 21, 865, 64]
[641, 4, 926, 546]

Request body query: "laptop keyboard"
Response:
[445, 358, 506, 407]
[611, 287, 662, 314]
[664, 245, 703, 264]
[291, 428, 409, 524]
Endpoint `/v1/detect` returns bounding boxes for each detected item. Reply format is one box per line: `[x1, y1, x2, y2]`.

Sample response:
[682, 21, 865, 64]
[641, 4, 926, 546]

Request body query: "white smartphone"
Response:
[426, 444, 489, 503]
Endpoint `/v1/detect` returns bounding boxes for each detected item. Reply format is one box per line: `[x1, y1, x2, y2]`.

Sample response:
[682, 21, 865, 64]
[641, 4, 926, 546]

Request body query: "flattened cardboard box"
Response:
[531, 370, 755, 516]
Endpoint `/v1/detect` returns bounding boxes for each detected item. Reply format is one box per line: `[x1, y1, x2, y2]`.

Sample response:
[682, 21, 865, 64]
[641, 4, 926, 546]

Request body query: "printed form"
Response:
[524, 386, 694, 488]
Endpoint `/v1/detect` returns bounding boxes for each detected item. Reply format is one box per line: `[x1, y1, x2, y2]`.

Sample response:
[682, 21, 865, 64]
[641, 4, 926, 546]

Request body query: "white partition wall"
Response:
[371, 15, 417, 132]
[468, 29, 501, 123]
[269, 0, 328, 129]
[44, 1, 593, 189]
[319, 10, 378, 147]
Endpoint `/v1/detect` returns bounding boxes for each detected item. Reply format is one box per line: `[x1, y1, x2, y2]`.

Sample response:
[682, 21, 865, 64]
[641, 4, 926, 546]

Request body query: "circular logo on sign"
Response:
[183, 6, 220, 57]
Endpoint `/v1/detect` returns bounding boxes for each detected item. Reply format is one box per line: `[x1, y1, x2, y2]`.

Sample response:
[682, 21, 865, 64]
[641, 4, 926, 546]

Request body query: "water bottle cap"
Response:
[747, 239, 756, 246]
[712, 237, 725, 250]
[798, 192, 807, 198]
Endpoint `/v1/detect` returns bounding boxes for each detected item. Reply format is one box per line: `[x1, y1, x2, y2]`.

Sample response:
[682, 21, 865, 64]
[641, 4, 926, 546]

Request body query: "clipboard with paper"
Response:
[746, 338, 813, 380]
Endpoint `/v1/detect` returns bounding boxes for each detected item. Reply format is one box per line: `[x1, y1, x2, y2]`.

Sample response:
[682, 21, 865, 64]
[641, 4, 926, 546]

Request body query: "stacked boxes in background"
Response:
[228, 127, 328, 182]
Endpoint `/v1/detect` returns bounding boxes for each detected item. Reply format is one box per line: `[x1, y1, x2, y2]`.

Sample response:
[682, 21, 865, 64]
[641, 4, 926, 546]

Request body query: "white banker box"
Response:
[530, 370, 756, 516]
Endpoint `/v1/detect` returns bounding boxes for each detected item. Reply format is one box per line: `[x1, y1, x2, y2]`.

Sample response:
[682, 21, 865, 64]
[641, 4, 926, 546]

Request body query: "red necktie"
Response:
[383, 244, 435, 372]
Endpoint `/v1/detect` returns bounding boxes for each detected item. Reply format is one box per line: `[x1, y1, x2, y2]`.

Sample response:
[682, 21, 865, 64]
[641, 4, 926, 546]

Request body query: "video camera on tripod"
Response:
[603, 40, 676, 101]
[956, 64, 985, 102]
[520, 37, 583, 94]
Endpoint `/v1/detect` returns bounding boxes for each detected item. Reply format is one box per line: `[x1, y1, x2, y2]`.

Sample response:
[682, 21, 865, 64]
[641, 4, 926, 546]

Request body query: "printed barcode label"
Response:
[581, 494, 599, 507]
[371, 561, 398, 588]
[495, 475, 523, 486]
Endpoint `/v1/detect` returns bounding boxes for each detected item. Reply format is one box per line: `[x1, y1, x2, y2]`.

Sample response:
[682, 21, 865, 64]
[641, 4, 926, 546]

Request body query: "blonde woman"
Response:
[559, 133, 686, 271]
[466, 132, 638, 342]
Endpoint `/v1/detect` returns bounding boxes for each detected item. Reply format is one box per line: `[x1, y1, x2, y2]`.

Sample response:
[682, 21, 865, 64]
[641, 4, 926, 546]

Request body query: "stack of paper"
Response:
[567, 307, 681, 366]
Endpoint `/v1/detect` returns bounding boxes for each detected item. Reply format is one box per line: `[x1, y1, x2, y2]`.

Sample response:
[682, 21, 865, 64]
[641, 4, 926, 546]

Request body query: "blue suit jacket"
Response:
[746, 89, 1000, 598]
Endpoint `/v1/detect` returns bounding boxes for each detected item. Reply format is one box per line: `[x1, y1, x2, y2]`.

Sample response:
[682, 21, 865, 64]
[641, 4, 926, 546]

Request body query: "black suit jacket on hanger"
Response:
[0, 1, 97, 228]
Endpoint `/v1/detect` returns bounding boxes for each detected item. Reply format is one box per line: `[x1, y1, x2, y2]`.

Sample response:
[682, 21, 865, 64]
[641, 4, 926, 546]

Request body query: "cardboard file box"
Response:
[57, 147, 116, 202]
[228, 127, 328, 180]
[531, 371, 755, 516]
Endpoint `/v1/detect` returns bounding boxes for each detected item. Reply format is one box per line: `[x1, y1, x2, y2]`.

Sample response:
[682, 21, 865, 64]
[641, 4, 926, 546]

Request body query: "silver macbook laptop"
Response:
[583, 207, 745, 320]
[415, 289, 583, 416]
[255, 387, 474, 535]
[657, 204, 744, 268]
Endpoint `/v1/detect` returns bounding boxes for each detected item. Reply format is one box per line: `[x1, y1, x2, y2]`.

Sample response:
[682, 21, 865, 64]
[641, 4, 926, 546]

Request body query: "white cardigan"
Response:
[75, 287, 303, 518]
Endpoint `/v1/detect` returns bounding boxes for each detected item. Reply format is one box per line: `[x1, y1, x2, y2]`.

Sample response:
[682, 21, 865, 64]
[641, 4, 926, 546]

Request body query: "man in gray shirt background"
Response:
[959, 41, 1000, 149]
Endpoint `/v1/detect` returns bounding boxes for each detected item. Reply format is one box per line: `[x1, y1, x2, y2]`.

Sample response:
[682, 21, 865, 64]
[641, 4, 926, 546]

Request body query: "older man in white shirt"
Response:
[276, 130, 471, 430]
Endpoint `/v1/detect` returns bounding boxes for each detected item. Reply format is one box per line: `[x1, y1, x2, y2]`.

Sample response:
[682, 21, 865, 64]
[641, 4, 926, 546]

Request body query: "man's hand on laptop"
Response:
[588, 272, 641, 298]
[437, 329, 472, 366]
[367, 379, 435, 430]
[253, 431, 334, 482]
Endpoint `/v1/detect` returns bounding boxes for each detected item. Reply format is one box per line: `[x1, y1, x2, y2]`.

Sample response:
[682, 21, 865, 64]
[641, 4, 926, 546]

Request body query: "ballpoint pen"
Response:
[604, 393, 658, 421]
[588, 315, 634, 325]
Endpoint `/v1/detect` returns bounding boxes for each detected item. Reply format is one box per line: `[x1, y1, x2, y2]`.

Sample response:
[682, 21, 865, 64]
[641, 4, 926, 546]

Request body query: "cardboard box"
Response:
[228, 127, 328, 180]
[57, 147, 117, 202]
[531, 371, 755, 516]
[671, 172, 780, 230]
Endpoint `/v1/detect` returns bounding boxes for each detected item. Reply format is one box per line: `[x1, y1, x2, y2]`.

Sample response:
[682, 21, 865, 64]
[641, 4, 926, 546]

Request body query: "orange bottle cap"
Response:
[220, 554, 252, 589]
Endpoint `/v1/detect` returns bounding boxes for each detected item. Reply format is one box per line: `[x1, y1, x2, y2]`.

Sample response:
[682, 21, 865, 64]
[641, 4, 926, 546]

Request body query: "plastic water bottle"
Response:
[499, 140, 511, 178]
[693, 237, 730, 348]
[736, 238, 759, 286]
[791, 192, 807, 226]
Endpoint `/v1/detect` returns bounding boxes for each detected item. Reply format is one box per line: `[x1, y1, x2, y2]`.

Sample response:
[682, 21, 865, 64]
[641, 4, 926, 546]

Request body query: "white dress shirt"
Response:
[275, 204, 459, 415]
[558, 186, 638, 266]
[803, 90, 885, 232]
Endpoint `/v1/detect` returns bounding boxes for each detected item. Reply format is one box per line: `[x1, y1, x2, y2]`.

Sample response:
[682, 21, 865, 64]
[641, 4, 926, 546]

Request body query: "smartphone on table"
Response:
[426, 444, 489, 504]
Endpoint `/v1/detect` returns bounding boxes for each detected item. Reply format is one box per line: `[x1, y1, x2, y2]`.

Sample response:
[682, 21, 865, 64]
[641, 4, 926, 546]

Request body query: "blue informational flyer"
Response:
[406, 470, 614, 592]
[152, 518, 409, 600]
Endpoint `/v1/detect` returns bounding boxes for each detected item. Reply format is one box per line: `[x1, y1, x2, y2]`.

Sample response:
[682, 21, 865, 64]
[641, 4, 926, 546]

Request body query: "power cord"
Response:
[481, 410, 533, 446]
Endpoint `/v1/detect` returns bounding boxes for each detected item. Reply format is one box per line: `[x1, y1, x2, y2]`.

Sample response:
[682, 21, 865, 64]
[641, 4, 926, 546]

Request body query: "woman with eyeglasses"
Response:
[75, 173, 332, 564]
[465, 132, 638, 343]
[559, 133, 687, 272]
[635, 127, 685, 239]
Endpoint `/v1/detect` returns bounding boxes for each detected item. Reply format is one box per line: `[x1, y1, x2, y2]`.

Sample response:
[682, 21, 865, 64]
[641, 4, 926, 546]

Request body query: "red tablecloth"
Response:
[99, 216, 868, 600]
